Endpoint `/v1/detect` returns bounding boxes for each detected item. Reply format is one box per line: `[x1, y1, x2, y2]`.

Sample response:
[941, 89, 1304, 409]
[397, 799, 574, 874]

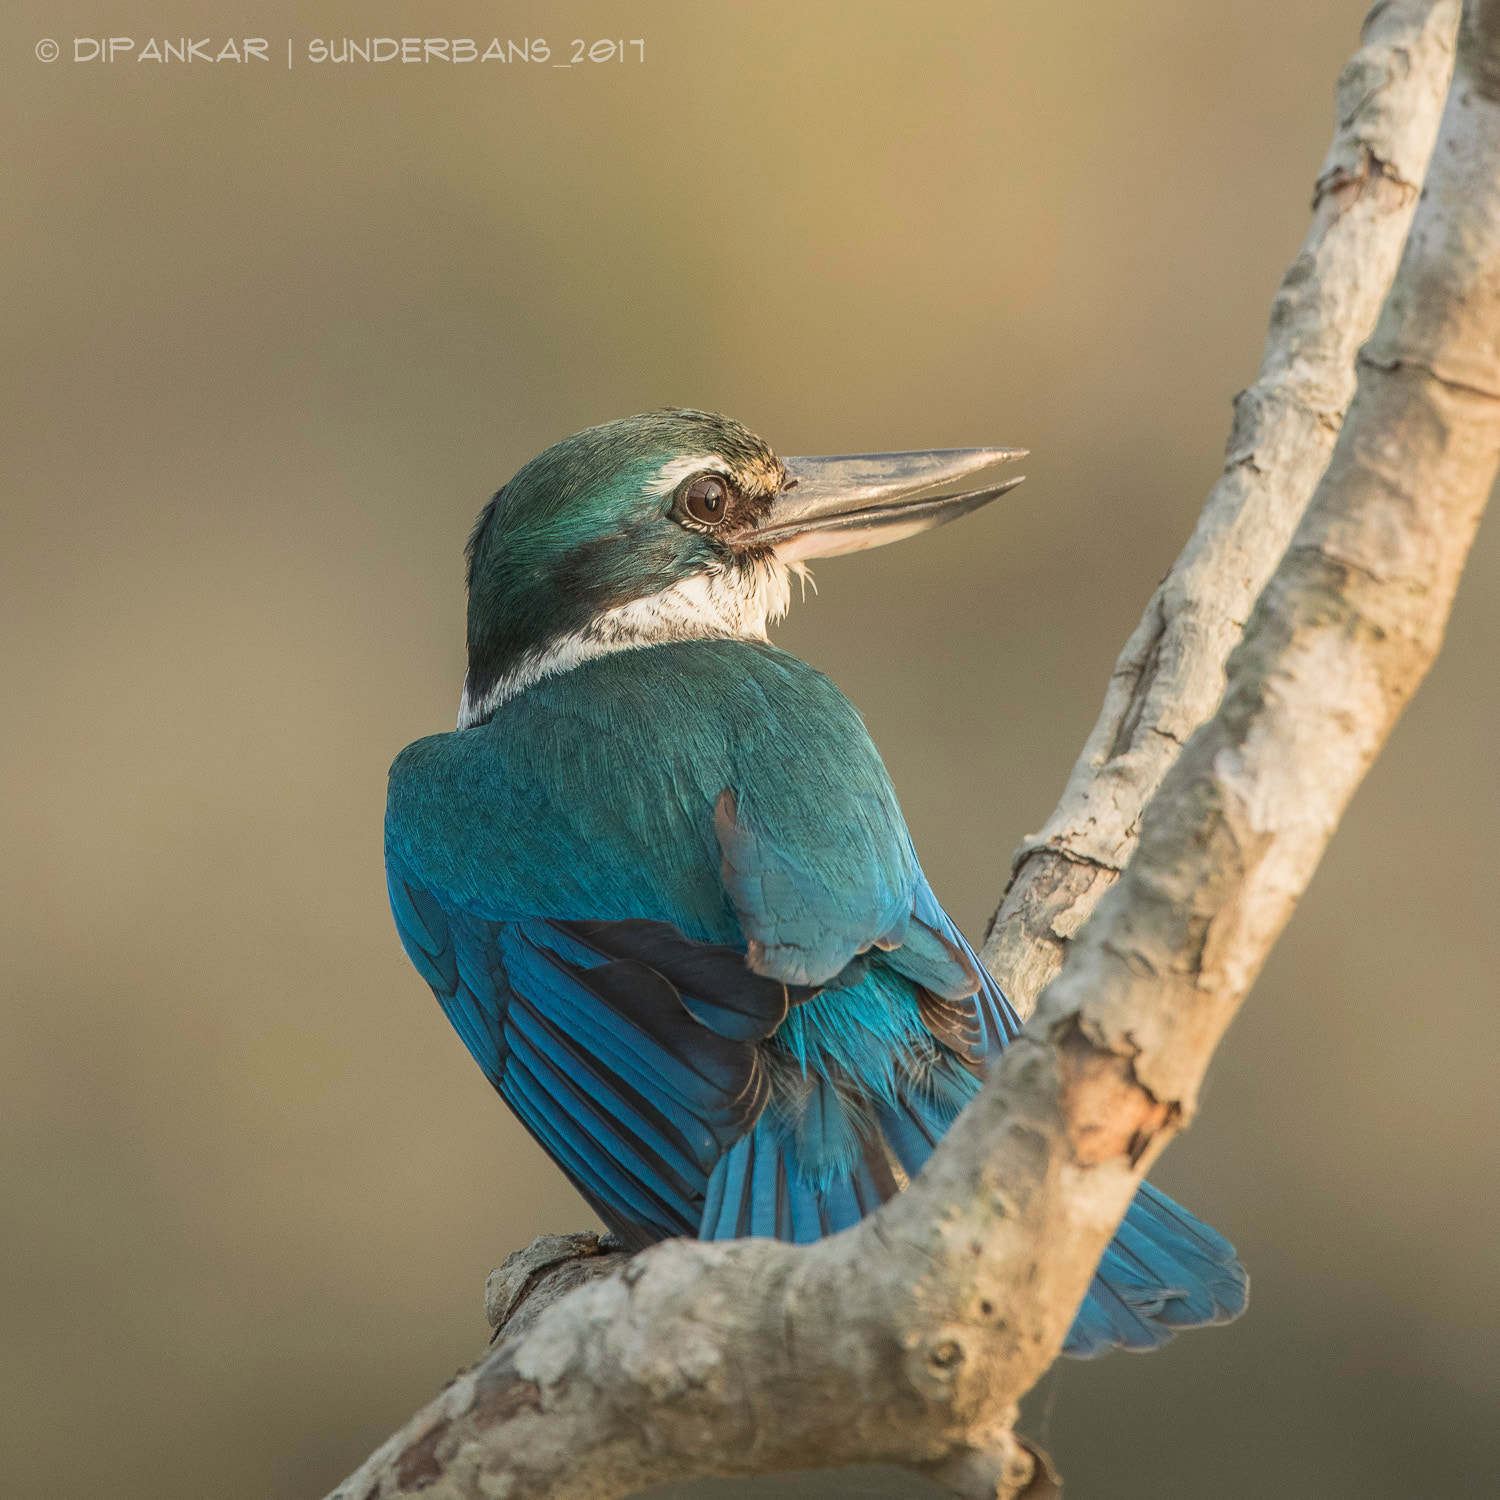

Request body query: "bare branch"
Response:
[327, 4, 1500, 1497]
[983, 0, 1461, 1017]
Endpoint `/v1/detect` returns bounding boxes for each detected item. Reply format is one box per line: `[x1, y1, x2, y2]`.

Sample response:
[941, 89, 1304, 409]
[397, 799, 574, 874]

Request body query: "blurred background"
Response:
[3, 2, 1497, 1496]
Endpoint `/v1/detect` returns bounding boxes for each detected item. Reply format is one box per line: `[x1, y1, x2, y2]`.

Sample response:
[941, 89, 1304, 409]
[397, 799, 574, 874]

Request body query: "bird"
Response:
[384, 408, 1247, 1357]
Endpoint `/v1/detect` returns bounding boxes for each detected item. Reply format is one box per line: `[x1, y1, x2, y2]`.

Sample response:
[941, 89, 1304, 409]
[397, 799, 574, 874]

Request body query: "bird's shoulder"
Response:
[384, 640, 906, 938]
[386, 640, 883, 823]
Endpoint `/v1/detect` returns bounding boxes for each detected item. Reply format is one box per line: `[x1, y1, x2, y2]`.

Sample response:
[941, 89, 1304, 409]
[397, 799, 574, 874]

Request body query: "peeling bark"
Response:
[326, 4, 1500, 1497]
[1053, 1021, 1175, 1168]
[983, 0, 1462, 1018]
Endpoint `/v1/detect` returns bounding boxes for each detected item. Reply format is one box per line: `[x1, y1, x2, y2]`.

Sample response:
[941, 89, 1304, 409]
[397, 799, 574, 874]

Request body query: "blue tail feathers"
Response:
[702, 1080, 1248, 1359]
[1064, 1180, 1247, 1356]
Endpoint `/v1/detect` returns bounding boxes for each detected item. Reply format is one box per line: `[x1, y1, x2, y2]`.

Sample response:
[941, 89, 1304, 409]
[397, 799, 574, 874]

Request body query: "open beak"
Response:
[739, 447, 1026, 561]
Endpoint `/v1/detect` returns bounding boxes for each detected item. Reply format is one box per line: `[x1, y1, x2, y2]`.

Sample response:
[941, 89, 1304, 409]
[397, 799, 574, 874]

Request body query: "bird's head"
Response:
[459, 408, 1023, 727]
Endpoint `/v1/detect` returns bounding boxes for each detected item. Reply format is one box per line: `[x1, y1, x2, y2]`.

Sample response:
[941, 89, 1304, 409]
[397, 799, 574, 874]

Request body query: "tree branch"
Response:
[327, 3, 1500, 1495]
[982, 0, 1461, 1018]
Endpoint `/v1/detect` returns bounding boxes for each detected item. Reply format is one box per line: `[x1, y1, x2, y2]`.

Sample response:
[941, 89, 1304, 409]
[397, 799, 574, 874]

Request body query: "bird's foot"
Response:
[484, 1230, 633, 1341]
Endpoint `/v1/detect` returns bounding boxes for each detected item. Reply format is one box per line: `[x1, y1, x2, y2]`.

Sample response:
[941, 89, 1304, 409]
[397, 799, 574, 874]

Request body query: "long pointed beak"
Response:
[738, 447, 1025, 561]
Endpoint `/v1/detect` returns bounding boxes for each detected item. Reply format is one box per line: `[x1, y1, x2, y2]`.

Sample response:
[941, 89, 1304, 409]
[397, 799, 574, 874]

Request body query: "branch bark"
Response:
[328, 4, 1500, 1496]
[982, 0, 1460, 1018]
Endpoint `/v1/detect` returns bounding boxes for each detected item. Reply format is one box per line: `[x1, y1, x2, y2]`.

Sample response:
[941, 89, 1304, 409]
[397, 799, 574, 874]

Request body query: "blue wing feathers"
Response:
[519, 938, 759, 1126]
[502, 1052, 696, 1239]
[386, 639, 1245, 1354]
[502, 989, 711, 1189]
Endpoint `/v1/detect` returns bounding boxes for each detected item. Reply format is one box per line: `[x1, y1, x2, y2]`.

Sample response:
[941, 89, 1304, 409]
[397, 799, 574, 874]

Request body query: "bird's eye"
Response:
[682, 474, 731, 526]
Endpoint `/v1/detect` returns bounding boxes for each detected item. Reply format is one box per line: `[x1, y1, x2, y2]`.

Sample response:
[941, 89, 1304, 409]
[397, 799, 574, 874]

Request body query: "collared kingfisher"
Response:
[385, 409, 1247, 1356]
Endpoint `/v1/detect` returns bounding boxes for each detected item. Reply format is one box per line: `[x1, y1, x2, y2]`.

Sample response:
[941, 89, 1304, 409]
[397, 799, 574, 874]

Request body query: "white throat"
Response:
[456, 556, 798, 729]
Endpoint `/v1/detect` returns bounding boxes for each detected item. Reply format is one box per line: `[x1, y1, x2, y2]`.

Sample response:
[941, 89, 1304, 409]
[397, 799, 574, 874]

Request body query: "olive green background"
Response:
[3, 3, 1497, 1496]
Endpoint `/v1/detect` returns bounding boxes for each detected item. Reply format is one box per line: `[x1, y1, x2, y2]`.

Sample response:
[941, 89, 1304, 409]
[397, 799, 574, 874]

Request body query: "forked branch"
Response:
[983, 0, 1460, 1017]
[328, 4, 1500, 1496]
